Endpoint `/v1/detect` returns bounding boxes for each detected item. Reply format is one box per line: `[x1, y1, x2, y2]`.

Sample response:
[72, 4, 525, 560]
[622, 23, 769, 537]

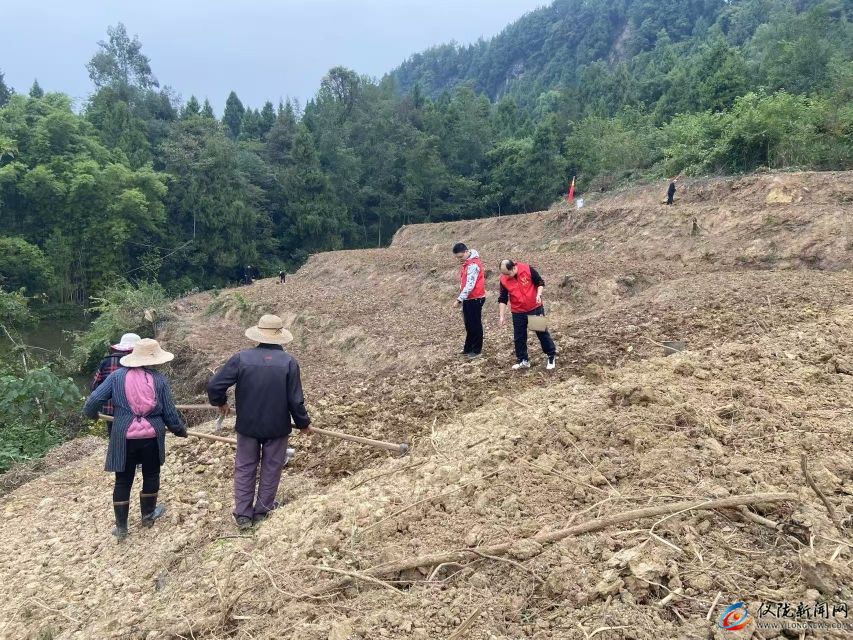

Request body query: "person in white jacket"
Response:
[453, 242, 486, 359]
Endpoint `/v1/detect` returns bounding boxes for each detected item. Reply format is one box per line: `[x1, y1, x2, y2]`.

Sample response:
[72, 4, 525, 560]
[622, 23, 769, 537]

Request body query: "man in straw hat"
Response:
[207, 314, 312, 530]
[83, 339, 187, 540]
[498, 259, 557, 371]
[91, 333, 141, 424]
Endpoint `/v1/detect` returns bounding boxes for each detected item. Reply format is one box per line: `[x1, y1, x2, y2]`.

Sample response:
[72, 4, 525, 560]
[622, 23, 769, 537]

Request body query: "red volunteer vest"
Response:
[460, 256, 486, 299]
[500, 263, 539, 313]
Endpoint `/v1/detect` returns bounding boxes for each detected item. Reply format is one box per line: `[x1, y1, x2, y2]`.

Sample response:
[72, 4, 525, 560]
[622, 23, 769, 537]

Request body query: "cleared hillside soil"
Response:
[1, 172, 852, 639]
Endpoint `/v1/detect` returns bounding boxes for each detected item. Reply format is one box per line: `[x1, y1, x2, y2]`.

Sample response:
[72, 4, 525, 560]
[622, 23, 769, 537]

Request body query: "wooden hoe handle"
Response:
[307, 426, 409, 455]
[97, 412, 410, 454]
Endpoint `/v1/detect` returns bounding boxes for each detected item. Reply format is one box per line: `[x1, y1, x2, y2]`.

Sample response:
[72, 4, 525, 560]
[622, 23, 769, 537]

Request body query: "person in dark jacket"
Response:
[91, 333, 141, 422]
[666, 177, 678, 205]
[207, 314, 312, 530]
[83, 339, 187, 541]
[453, 242, 486, 359]
[498, 260, 557, 371]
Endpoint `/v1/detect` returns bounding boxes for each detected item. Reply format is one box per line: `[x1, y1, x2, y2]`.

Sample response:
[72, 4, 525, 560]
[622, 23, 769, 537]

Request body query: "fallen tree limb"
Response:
[735, 506, 783, 532]
[427, 562, 466, 582]
[298, 565, 405, 595]
[731, 506, 810, 544]
[800, 453, 847, 538]
[309, 492, 797, 596]
[447, 604, 484, 640]
[469, 549, 544, 585]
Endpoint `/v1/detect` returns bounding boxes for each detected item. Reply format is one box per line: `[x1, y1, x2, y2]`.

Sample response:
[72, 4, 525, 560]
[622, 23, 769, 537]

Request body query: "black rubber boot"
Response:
[140, 493, 165, 528]
[113, 501, 130, 540]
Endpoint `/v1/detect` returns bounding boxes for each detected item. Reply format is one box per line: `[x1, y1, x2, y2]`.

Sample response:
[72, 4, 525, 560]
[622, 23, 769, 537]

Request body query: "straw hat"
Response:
[120, 339, 175, 367]
[112, 333, 141, 352]
[245, 314, 293, 345]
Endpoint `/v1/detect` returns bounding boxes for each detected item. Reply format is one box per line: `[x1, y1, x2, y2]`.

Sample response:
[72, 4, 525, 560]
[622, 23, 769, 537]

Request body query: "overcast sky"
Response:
[1, 0, 545, 113]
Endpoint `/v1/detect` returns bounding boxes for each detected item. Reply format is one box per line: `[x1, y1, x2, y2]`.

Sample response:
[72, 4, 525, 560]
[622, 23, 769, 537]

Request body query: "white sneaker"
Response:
[512, 360, 530, 370]
[546, 355, 556, 370]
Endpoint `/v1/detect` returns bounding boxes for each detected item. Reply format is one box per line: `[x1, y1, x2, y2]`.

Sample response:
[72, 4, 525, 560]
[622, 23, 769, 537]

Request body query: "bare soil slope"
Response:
[1, 172, 852, 640]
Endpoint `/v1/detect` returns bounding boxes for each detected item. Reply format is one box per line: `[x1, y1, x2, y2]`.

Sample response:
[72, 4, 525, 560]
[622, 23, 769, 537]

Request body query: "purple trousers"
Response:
[233, 433, 289, 519]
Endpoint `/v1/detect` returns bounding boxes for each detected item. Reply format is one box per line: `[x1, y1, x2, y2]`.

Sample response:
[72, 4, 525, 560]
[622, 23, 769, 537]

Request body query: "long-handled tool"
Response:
[188, 422, 409, 455]
[98, 413, 238, 445]
[186, 429, 238, 445]
[97, 410, 408, 455]
[169, 405, 408, 454]
[97, 413, 294, 461]
[307, 426, 409, 455]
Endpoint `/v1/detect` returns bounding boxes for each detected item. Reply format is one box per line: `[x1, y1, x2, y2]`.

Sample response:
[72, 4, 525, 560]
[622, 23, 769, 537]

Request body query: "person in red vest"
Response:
[498, 259, 556, 370]
[453, 242, 486, 359]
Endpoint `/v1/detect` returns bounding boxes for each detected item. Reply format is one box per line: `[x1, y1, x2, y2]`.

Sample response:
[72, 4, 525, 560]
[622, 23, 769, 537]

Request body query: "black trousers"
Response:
[113, 438, 161, 502]
[462, 298, 485, 355]
[511, 306, 556, 362]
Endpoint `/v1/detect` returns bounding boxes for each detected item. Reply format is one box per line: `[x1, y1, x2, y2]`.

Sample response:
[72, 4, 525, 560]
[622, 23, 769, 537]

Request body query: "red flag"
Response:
[567, 176, 575, 202]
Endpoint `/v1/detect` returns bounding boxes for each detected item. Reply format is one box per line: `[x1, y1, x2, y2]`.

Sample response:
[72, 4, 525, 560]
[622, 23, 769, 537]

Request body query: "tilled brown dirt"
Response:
[0, 437, 103, 498]
[1, 171, 852, 639]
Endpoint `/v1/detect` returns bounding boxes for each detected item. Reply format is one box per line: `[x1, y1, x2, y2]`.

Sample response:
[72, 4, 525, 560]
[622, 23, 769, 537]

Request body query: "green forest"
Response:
[1, 0, 851, 307]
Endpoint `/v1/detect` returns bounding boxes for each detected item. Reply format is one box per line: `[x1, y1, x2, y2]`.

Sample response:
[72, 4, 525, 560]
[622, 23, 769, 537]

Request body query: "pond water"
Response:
[16, 310, 92, 389]
[25, 315, 88, 356]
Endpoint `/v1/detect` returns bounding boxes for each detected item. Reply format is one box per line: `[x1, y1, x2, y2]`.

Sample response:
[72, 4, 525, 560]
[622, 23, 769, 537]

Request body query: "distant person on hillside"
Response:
[207, 315, 312, 531]
[453, 242, 486, 359]
[83, 339, 187, 541]
[278, 270, 286, 284]
[91, 333, 141, 427]
[498, 259, 556, 371]
[243, 265, 254, 285]
[666, 177, 678, 205]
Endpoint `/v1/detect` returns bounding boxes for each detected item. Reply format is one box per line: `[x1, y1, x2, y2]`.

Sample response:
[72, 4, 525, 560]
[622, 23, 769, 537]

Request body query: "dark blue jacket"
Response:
[206, 344, 311, 440]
